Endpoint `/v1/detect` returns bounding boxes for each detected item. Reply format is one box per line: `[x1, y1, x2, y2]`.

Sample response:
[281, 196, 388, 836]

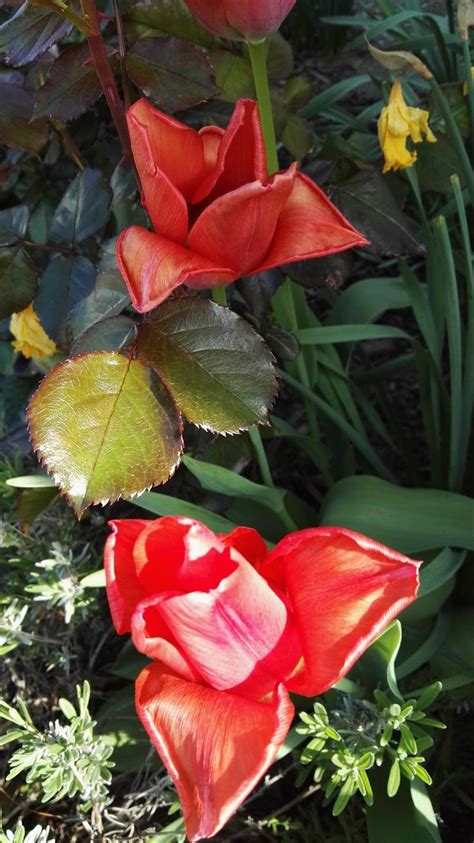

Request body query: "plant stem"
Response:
[246, 39, 279, 175]
[80, 0, 131, 162]
[249, 426, 275, 488]
[211, 285, 227, 307]
[462, 39, 474, 162]
[52, 120, 86, 170]
[113, 0, 131, 112]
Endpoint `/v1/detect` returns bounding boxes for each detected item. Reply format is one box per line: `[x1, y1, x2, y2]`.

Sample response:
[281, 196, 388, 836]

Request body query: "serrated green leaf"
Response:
[28, 352, 183, 515]
[0, 247, 38, 319]
[49, 169, 112, 245]
[0, 2, 72, 66]
[34, 254, 96, 344]
[126, 36, 217, 113]
[68, 268, 130, 340]
[0, 205, 29, 246]
[0, 83, 48, 153]
[34, 43, 106, 122]
[137, 298, 277, 433]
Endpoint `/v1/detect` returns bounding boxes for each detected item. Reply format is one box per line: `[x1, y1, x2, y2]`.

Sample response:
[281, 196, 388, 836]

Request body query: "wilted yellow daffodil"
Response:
[10, 304, 56, 358]
[377, 78, 437, 173]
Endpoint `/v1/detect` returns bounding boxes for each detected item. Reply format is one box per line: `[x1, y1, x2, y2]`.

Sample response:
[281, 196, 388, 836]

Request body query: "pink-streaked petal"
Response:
[192, 100, 267, 204]
[128, 99, 207, 202]
[261, 527, 420, 696]
[104, 519, 151, 634]
[224, 0, 296, 39]
[220, 526, 269, 568]
[117, 226, 235, 312]
[189, 166, 296, 276]
[253, 172, 369, 273]
[136, 664, 294, 841]
[154, 553, 302, 698]
[132, 597, 202, 682]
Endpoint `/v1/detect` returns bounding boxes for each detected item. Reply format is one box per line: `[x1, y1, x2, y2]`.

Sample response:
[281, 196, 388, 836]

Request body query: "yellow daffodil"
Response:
[377, 77, 437, 173]
[10, 304, 56, 359]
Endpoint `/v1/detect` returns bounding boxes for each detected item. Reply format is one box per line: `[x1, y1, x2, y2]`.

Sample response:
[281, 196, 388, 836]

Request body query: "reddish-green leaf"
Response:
[0, 3, 72, 67]
[125, 0, 213, 47]
[136, 298, 277, 433]
[0, 247, 38, 319]
[0, 83, 48, 153]
[34, 43, 107, 122]
[126, 36, 217, 113]
[28, 352, 183, 515]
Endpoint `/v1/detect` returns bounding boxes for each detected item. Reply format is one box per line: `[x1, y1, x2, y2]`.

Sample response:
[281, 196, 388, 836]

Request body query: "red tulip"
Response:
[105, 517, 420, 841]
[183, 0, 297, 40]
[117, 98, 368, 312]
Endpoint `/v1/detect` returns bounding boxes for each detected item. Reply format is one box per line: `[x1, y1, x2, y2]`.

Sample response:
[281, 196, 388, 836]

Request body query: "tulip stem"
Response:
[247, 40, 280, 175]
[211, 286, 227, 307]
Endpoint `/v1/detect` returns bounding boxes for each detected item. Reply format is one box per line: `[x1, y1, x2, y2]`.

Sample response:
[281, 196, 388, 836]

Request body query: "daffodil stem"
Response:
[211, 286, 227, 307]
[462, 40, 474, 162]
[429, 78, 474, 207]
[247, 39, 279, 176]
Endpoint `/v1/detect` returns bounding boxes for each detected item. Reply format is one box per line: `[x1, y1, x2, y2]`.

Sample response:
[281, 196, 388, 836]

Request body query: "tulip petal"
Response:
[117, 226, 235, 312]
[132, 597, 203, 682]
[220, 526, 269, 568]
[224, 0, 296, 39]
[128, 99, 207, 202]
[261, 527, 420, 696]
[153, 552, 302, 698]
[104, 519, 150, 634]
[199, 125, 224, 170]
[132, 516, 236, 593]
[253, 172, 369, 273]
[182, 0, 238, 40]
[189, 166, 295, 277]
[192, 99, 267, 204]
[136, 664, 294, 841]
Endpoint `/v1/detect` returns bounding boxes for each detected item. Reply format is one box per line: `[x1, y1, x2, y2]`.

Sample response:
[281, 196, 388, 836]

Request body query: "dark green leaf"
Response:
[124, 0, 213, 46]
[34, 255, 96, 344]
[68, 268, 130, 339]
[284, 251, 352, 290]
[137, 298, 277, 433]
[71, 316, 137, 355]
[329, 171, 424, 257]
[0, 247, 38, 319]
[353, 621, 402, 699]
[0, 83, 48, 153]
[320, 475, 474, 553]
[367, 773, 441, 843]
[16, 486, 58, 529]
[34, 43, 105, 122]
[328, 276, 411, 325]
[416, 135, 465, 193]
[0, 206, 29, 246]
[28, 352, 184, 515]
[135, 490, 237, 532]
[49, 169, 112, 245]
[126, 37, 217, 113]
[209, 48, 254, 102]
[0, 2, 72, 66]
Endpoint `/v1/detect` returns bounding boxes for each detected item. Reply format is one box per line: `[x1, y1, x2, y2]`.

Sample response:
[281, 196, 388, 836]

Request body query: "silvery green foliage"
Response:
[297, 683, 445, 815]
[0, 682, 114, 812]
[25, 542, 94, 624]
[0, 820, 54, 843]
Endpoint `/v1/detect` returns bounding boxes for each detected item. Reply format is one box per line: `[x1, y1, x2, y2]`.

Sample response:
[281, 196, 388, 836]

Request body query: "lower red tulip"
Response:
[105, 518, 420, 841]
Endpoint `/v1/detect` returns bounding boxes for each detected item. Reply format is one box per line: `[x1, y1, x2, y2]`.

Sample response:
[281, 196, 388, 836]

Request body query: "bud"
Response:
[367, 39, 433, 80]
[183, 0, 296, 41]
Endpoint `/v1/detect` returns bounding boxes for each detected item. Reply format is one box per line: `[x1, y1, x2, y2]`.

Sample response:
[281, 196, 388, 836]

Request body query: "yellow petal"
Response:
[378, 78, 436, 173]
[10, 304, 56, 359]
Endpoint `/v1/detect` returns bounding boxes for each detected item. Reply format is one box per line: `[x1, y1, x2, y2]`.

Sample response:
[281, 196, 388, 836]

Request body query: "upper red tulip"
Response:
[117, 98, 368, 312]
[105, 516, 420, 841]
[183, 0, 297, 40]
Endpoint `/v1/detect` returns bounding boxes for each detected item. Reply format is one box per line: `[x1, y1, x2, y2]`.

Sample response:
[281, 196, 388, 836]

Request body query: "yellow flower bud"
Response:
[377, 78, 437, 174]
[10, 304, 56, 359]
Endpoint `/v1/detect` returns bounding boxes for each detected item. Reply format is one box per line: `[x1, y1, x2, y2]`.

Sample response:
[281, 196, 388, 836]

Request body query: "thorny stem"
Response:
[113, 0, 132, 112]
[80, 0, 132, 162]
